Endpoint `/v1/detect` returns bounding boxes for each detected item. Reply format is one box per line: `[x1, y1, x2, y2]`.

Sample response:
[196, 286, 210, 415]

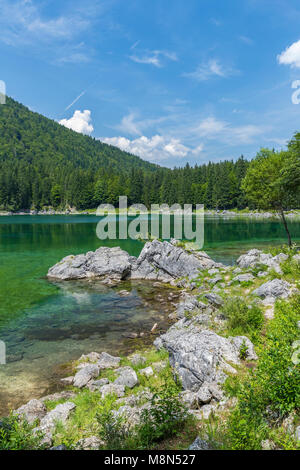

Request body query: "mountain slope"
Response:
[0, 97, 162, 210]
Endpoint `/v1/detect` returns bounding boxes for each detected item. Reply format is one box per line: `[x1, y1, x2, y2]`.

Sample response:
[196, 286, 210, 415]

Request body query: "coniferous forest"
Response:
[0, 97, 298, 212]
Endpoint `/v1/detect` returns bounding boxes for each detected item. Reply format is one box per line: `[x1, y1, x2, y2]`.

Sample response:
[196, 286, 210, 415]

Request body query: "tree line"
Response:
[0, 97, 299, 213]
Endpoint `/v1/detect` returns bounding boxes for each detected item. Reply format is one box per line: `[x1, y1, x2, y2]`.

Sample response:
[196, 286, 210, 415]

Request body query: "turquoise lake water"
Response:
[0, 214, 299, 414]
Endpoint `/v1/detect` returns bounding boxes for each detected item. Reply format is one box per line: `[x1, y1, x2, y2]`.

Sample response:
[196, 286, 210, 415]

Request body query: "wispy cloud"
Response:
[183, 59, 238, 81]
[129, 49, 178, 68]
[114, 112, 169, 136]
[194, 116, 265, 144]
[239, 35, 254, 45]
[0, 0, 100, 64]
[0, 0, 90, 45]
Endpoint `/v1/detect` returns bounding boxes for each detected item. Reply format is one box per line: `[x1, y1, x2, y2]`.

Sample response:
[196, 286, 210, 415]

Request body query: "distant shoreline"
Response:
[1, 209, 300, 219]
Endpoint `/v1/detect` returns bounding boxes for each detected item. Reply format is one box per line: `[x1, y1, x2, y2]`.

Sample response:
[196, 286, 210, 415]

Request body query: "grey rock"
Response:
[188, 437, 212, 450]
[48, 240, 222, 284]
[208, 268, 219, 275]
[34, 402, 76, 446]
[229, 336, 258, 361]
[253, 279, 291, 299]
[139, 366, 154, 377]
[261, 439, 276, 450]
[129, 353, 146, 366]
[87, 378, 110, 391]
[97, 352, 121, 369]
[232, 274, 255, 283]
[99, 383, 125, 398]
[180, 391, 198, 409]
[15, 399, 47, 425]
[208, 275, 223, 285]
[75, 436, 104, 450]
[60, 376, 74, 385]
[152, 360, 168, 373]
[237, 249, 288, 272]
[73, 364, 100, 388]
[47, 246, 132, 281]
[257, 271, 268, 278]
[41, 391, 76, 402]
[156, 319, 254, 392]
[204, 293, 224, 308]
[130, 240, 222, 282]
[295, 426, 300, 442]
[176, 294, 203, 319]
[114, 367, 139, 389]
[78, 352, 101, 363]
[111, 404, 149, 428]
[197, 385, 213, 404]
[50, 445, 67, 450]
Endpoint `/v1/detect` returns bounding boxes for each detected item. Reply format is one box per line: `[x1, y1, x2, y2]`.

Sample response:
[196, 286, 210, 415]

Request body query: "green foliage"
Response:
[0, 416, 43, 450]
[222, 296, 264, 342]
[95, 378, 188, 450]
[0, 97, 251, 211]
[137, 381, 188, 447]
[241, 145, 300, 244]
[96, 402, 130, 450]
[221, 295, 300, 449]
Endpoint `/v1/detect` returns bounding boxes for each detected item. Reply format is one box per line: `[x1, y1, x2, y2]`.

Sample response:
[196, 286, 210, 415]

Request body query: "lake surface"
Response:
[0, 214, 300, 415]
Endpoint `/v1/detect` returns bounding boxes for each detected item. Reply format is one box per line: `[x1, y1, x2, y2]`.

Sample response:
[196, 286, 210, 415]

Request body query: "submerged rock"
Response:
[47, 240, 222, 284]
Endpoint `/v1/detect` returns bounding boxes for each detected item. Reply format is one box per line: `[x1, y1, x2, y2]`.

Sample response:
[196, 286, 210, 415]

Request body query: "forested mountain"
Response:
[0, 97, 251, 210]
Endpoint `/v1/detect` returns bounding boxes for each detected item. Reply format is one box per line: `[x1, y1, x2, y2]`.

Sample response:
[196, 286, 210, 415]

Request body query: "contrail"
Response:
[65, 89, 87, 111]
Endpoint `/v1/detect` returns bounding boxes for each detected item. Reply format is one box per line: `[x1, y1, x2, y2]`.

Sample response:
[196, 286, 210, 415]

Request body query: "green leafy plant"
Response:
[0, 416, 43, 450]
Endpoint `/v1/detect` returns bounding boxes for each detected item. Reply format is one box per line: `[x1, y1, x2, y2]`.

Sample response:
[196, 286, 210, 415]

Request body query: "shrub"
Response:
[221, 295, 300, 449]
[137, 380, 188, 447]
[0, 416, 42, 450]
[222, 296, 264, 342]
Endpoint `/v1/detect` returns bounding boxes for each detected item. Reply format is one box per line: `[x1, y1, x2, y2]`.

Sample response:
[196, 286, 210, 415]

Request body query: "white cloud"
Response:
[117, 113, 142, 135]
[129, 49, 178, 68]
[196, 117, 228, 136]
[193, 116, 264, 144]
[115, 112, 169, 136]
[59, 110, 94, 135]
[278, 40, 300, 68]
[0, 0, 90, 45]
[184, 59, 237, 81]
[100, 135, 201, 163]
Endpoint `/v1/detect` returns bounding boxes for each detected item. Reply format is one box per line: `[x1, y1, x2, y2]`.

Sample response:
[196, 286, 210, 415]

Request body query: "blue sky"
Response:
[1, 0, 300, 167]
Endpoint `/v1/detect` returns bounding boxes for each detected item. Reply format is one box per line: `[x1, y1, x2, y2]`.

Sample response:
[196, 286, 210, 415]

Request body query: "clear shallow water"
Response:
[0, 215, 300, 415]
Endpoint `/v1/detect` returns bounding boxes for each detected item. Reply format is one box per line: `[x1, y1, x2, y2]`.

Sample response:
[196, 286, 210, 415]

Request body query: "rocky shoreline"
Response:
[1, 209, 300, 219]
[3, 242, 300, 450]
